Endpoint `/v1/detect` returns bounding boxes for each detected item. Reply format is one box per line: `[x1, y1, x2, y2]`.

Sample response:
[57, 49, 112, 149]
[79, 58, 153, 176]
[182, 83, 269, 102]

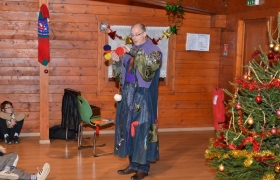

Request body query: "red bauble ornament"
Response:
[274, 54, 280, 62]
[271, 127, 277, 135]
[268, 52, 274, 59]
[276, 109, 280, 117]
[44, 69, 48, 74]
[255, 92, 262, 104]
[236, 103, 242, 110]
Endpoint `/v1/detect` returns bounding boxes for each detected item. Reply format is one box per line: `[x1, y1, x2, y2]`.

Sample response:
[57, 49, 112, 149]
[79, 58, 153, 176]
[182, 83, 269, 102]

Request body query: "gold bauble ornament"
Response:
[247, 76, 253, 81]
[234, 93, 238, 99]
[269, 42, 275, 48]
[244, 158, 253, 167]
[218, 164, 225, 172]
[275, 164, 280, 173]
[248, 117, 254, 125]
[274, 45, 280, 52]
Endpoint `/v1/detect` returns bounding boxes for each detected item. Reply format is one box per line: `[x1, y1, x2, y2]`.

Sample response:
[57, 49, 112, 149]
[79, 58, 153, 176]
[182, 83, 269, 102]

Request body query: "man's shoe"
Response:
[131, 171, 148, 180]
[13, 136, 19, 144]
[118, 166, 137, 175]
[36, 163, 50, 180]
[4, 136, 12, 145]
[0, 170, 19, 179]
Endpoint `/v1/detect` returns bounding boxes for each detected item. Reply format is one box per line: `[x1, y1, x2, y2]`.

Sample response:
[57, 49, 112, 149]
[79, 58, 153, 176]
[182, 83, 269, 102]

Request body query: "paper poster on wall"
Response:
[186, 33, 210, 51]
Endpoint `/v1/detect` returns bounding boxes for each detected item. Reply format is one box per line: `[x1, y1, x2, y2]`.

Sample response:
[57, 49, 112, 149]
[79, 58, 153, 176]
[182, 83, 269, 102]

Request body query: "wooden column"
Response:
[39, 0, 50, 144]
[235, 20, 245, 79]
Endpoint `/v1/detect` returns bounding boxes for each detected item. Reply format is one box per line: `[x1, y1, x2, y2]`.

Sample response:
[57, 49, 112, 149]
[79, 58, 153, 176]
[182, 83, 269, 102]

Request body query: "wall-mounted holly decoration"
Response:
[165, 0, 184, 34]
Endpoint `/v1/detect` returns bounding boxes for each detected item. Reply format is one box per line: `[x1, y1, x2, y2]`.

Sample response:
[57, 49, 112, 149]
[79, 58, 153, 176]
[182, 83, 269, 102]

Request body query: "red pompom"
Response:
[115, 47, 125, 55]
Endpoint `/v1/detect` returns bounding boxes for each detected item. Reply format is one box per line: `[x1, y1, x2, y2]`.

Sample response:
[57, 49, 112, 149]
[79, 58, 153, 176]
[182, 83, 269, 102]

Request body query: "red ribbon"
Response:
[228, 137, 260, 152]
[214, 133, 260, 152]
[213, 132, 228, 148]
[255, 155, 276, 166]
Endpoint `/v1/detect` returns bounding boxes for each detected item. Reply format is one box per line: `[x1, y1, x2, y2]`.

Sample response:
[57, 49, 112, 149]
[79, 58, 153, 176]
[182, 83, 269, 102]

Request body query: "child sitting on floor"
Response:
[0, 101, 25, 144]
[0, 145, 50, 180]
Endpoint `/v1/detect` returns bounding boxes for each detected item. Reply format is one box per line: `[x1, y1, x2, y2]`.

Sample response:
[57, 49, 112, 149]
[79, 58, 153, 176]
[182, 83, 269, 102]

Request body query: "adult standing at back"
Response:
[111, 23, 162, 180]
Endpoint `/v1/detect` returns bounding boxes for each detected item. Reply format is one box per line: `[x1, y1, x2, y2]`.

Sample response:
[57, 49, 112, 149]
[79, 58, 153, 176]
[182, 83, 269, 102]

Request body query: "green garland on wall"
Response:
[165, 0, 185, 34]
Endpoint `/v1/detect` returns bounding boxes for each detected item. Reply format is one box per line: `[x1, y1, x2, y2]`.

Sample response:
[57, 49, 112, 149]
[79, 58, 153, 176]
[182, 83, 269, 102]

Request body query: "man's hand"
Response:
[111, 51, 120, 62]
[118, 44, 130, 53]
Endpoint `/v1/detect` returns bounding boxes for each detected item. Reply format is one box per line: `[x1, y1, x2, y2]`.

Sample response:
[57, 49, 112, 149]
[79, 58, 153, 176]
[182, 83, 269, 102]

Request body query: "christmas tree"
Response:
[205, 13, 280, 180]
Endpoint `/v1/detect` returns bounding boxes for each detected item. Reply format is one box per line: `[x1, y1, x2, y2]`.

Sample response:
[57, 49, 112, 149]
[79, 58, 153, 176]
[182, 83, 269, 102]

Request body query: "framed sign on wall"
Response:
[186, 33, 210, 51]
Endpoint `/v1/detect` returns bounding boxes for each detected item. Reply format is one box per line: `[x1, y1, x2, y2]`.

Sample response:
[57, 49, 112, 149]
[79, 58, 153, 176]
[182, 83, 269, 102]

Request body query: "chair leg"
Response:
[77, 123, 82, 149]
[66, 128, 68, 141]
[66, 128, 76, 142]
[93, 130, 113, 157]
[78, 122, 93, 150]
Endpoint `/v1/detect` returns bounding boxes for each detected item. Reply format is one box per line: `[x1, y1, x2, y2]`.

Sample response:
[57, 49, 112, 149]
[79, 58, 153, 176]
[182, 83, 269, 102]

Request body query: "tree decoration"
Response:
[252, 50, 261, 58]
[243, 73, 248, 80]
[275, 164, 280, 173]
[235, 102, 242, 110]
[218, 164, 225, 172]
[255, 91, 262, 104]
[269, 42, 274, 49]
[276, 109, 280, 117]
[247, 117, 254, 125]
[268, 51, 274, 59]
[205, 12, 280, 180]
[274, 54, 280, 61]
[271, 127, 277, 135]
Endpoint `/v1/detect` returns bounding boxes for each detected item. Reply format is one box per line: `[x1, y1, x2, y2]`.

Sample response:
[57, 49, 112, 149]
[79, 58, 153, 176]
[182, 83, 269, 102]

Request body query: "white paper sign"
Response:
[186, 33, 210, 51]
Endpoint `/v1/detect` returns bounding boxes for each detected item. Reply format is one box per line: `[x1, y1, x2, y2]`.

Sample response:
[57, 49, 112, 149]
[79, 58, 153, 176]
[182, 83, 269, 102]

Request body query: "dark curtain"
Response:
[61, 89, 81, 132]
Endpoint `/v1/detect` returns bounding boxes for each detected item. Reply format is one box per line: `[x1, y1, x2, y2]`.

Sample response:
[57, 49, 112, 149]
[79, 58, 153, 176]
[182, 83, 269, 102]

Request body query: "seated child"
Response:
[0, 145, 50, 180]
[0, 101, 25, 144]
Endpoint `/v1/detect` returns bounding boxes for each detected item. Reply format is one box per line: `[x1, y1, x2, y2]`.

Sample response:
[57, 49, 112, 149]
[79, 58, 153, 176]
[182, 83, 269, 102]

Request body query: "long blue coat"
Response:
[113, 40, 161, 164]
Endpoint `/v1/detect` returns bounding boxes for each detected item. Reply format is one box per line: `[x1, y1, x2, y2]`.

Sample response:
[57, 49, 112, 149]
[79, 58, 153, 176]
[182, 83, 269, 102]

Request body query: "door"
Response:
[243, 18, 269, 73]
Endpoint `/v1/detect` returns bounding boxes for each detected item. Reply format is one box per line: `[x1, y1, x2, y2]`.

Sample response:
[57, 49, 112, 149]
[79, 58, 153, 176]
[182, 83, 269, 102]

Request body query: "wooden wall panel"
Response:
[0, 0, 222, 134]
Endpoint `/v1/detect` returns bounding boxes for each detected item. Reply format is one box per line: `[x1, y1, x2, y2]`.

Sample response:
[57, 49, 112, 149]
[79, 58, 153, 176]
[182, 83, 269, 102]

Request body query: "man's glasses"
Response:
[4, 106, 13, 109]
[129, 31, 145, 37]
